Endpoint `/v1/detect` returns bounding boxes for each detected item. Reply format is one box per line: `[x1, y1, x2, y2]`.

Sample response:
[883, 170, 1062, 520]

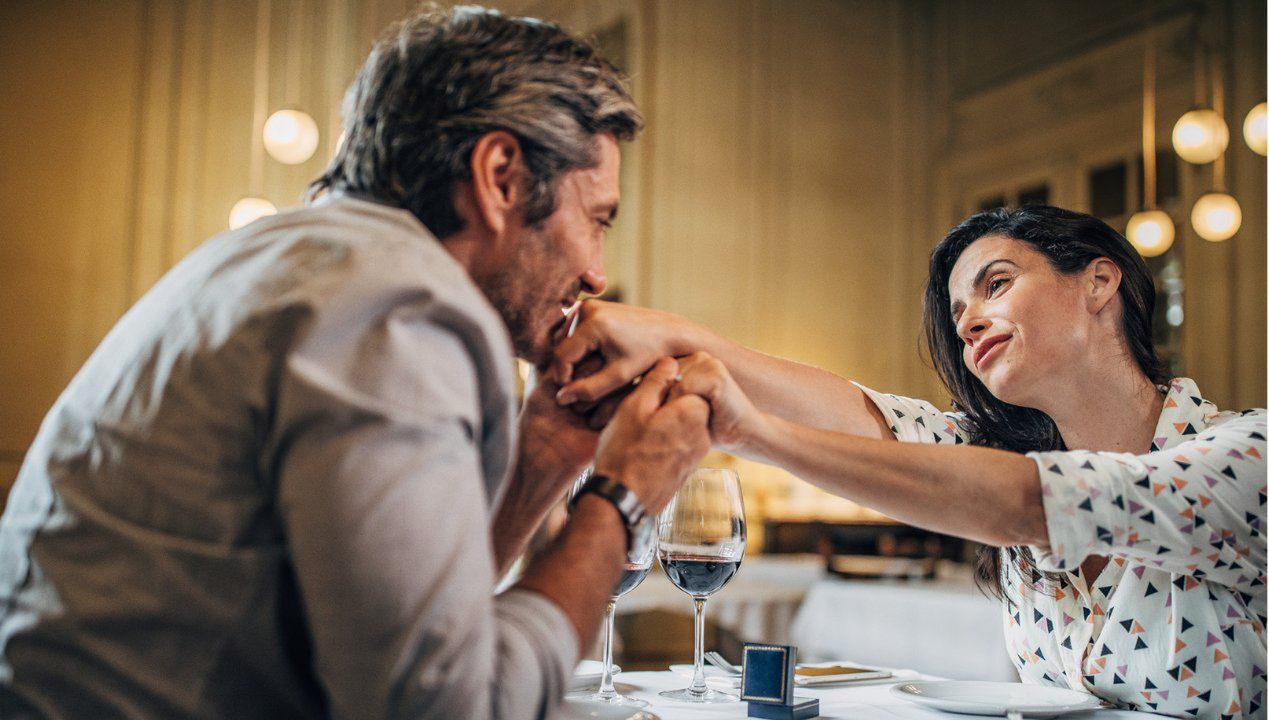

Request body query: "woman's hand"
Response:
[667, 351, 764, 457]
[551, 300, 707, 408]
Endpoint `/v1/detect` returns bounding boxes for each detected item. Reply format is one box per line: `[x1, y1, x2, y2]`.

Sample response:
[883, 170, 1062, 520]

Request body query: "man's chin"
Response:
[512, 332, 551, 370]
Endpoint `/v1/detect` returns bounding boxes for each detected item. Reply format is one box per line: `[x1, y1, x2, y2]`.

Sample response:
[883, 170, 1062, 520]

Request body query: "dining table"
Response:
[558, 668, 1157, 719]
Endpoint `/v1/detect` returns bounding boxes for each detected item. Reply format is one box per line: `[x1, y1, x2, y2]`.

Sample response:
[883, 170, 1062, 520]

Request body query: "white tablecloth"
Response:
[560, 670, 1152, 719]
[618, 555, 825, 644]
[789, 565, 1016, 682]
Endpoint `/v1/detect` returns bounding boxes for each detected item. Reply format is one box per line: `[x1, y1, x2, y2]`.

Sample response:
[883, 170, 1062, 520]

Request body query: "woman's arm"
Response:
[668, 351, 1047, 548]
[749, 412, 1048, 547]
[551, 300, 892, 439]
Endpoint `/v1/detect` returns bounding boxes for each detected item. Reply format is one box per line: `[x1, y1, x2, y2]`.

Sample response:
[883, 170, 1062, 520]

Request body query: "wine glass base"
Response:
[565, 690, 649, 708]
[658, 687, 738, 703]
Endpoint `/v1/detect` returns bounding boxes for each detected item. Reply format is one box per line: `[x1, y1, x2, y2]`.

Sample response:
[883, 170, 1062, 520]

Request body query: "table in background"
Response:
[560, 670, 1151, 719]
[789, 562, 1016, 682]
[618, 554, 825, 645]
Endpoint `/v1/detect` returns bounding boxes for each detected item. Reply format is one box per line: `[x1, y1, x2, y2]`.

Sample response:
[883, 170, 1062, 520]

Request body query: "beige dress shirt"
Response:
[0, 195, 577, 719]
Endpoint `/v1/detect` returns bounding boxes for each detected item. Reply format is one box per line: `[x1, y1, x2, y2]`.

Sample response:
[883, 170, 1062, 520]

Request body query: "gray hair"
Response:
[308, 5, 643, 238]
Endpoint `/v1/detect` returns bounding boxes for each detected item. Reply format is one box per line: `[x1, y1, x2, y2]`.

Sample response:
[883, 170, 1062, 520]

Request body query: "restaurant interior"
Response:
[1, 0, 1265, 689]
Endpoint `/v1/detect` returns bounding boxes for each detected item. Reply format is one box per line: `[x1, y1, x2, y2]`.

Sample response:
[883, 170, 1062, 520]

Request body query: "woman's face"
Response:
[947, 234, 1093, 409]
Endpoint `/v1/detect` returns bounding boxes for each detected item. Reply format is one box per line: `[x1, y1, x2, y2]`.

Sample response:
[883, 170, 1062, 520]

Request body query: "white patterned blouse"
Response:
[856, 378, 1266, 719]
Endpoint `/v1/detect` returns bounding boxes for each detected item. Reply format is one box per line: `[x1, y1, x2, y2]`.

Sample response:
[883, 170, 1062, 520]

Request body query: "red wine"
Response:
[614, 563, 651, 598]
[662, 554, 740, 597]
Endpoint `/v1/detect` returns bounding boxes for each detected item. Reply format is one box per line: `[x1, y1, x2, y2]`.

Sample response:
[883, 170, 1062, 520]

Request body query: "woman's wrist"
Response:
[734, 409, 782, 464]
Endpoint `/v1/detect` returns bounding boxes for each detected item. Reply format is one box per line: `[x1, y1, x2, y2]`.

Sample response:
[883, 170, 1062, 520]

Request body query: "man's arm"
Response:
[491, 374, 599, 577]
[272, 303, 602, 719]
[512, 358, 712, 657]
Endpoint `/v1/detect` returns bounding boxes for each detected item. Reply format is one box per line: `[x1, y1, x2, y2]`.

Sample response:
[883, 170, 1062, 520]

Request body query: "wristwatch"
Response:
[575, 473, 655, 557]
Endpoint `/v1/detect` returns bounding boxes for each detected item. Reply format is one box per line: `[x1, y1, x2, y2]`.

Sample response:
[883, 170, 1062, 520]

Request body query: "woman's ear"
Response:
[1085, 257, 1122, 315]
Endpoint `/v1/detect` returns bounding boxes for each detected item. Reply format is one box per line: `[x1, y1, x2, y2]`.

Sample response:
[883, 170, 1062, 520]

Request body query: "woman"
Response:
[552, 206, 1266, 717]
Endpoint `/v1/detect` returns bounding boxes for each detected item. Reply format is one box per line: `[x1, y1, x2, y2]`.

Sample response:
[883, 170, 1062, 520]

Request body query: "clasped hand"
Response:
[550, 299, 762, 459]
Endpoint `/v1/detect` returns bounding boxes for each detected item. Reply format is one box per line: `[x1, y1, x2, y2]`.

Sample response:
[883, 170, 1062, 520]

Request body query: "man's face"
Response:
[485, 134, 619, 365]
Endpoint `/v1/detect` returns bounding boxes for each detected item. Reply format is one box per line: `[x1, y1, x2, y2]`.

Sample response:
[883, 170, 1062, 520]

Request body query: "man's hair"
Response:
[920, 205, 1166, 603]
[308, 5, 643, 238]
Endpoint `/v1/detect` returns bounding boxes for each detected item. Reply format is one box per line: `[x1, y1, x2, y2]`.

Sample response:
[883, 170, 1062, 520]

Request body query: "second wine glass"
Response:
[568, 470, 656, 707]
[656, 467, 746, 703]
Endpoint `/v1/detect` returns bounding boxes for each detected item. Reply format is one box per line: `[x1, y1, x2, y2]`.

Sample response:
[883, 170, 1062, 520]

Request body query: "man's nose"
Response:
[580, 264, 607, 297]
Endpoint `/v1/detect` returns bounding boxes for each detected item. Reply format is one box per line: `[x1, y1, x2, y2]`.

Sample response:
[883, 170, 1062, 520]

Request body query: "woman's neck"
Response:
[1042, 363, 1166, 454]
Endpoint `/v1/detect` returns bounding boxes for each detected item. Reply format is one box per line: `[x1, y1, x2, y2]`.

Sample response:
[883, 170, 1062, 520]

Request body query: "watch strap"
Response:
[575, 473, 649, 545]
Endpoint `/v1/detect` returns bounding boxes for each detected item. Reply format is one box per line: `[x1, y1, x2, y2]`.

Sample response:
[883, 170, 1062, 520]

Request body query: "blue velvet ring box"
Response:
[740, 643, 820, 719]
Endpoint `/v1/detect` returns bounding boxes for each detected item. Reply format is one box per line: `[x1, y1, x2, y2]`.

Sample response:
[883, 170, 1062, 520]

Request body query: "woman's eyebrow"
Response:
[951, 259, 1019, 318]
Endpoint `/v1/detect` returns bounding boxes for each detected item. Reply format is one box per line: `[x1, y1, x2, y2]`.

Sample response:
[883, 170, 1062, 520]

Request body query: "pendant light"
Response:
[1172, 41, 1229, 165]
[231, 0, 277, 229]
[1190, 47, 1240, 242]
[1243, 102, 1267, 156]
[1127, 24, 1174, 257]
[264, 0, 319, 165]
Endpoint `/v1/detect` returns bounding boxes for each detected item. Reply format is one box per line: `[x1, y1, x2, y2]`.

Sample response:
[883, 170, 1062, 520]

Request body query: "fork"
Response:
[704, 651, 742, 675]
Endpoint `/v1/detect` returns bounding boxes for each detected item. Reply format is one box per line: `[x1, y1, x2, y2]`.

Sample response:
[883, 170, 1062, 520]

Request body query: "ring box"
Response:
[740, 643, 820, 719]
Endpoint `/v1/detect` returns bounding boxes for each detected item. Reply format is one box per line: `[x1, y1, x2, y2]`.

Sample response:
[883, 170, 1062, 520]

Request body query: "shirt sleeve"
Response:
[851, 382, 969, 445]
[269, 295, 576, 720]
[1027, 411, 1267, 595]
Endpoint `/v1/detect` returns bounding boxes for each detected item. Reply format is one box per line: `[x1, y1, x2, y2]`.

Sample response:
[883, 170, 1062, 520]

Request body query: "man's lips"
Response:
[974, 334, 1011, 369]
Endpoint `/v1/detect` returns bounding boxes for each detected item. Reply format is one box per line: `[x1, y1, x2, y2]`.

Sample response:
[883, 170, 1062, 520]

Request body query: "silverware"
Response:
[704, 651, 742, 675]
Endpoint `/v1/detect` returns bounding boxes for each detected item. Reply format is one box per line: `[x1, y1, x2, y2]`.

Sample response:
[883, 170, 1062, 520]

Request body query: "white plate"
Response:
[891, 681, 1103, 716]
[557, 698, 661, 720]
[571, 660, 622, 690]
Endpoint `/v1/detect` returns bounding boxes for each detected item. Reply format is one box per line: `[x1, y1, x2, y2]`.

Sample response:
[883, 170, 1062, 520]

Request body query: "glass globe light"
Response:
[1172, 108, 1229, 164]
[1244, 102, 1267, 156]
[1190, 192, 1242, 242]
[263, 109, 320, 165]
[1125, 210, 1175, 257]
[229, 197, 277, 230]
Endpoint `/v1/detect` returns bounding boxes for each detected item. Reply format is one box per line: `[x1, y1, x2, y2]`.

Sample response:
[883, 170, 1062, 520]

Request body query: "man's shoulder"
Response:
[244, 198, 501, 332]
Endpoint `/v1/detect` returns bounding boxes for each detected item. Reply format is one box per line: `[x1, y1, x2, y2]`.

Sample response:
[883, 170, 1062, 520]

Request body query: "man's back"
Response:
[0, 196, 524, 718]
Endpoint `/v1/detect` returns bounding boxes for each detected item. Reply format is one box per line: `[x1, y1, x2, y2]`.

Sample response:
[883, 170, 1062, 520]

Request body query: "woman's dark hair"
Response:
[308, 5, 643, 238]
[921, 205, 1167, 601]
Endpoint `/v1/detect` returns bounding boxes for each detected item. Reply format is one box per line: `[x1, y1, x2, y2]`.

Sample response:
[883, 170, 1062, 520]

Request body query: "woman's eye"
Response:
[987, 277, 1009, 295]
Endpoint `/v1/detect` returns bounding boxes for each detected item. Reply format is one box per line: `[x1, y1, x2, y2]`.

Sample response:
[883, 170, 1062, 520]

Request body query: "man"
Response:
[0, 7, 710, 719]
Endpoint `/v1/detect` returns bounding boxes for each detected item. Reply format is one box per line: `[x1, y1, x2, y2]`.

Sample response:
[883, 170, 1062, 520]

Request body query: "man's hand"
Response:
[592, 357, 711, 514]
[551, 300, 705, 410]
[519, 372, 599, 487]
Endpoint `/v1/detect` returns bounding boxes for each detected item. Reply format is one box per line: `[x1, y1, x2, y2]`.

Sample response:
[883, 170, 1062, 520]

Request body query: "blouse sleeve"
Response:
[851, 382, 969, 445]
[1027, 410, 1267, 595]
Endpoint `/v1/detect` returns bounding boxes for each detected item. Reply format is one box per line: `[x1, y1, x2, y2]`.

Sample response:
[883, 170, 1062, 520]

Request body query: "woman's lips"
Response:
[974, 335, 1010, 369]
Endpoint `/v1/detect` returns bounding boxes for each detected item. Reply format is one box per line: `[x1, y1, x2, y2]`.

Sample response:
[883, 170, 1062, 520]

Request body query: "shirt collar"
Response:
[1150, 377, 1219, 452]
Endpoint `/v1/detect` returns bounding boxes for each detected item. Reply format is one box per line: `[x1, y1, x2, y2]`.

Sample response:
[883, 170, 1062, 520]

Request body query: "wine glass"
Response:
[656, 467, 746, 703]
[568, 470, 657, 707]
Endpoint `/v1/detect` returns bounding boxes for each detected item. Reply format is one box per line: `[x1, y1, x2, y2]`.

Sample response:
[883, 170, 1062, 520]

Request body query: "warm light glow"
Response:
[1172, 108, 1229, 164]
[264, 109, 320, 164]
[1125, 210, 1175, 257]
[229, 197, 277, 229]
[1244, 102, 1267, 156]
[1190, 192, 1242, 242]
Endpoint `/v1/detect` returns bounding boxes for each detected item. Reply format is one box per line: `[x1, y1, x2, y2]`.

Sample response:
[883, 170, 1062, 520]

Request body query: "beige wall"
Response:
[1, 1, 1264, 513]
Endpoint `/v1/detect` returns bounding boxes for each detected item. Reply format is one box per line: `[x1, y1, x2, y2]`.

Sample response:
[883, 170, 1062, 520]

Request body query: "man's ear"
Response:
[467, 130, 525, 238]
[1085, 257, 1122, 315]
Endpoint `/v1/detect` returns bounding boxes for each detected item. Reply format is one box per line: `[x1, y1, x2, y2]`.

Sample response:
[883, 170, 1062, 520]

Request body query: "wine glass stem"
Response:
[597, 600, 618, 700]
[689, 597, 708, 695]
